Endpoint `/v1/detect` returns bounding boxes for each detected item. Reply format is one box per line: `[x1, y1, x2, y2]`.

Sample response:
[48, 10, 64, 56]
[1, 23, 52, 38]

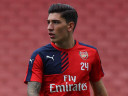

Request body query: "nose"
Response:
[47, 23, 54, 32]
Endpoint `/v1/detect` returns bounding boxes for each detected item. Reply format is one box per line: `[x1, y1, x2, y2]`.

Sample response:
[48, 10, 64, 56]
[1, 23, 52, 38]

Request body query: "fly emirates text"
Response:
[50, 75, 87, 93]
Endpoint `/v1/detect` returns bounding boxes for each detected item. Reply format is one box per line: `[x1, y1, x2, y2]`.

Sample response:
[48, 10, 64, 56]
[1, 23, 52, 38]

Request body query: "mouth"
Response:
[49, 33, 55, 38]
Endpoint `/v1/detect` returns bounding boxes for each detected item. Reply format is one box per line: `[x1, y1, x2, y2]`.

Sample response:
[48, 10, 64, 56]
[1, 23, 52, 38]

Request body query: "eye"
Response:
[47, 20, 50, 24]
[53, 20, 60, 24]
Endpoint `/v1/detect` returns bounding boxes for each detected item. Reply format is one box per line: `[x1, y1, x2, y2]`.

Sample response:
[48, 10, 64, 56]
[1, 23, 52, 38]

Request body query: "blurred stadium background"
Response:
[0, 0, 128, 96]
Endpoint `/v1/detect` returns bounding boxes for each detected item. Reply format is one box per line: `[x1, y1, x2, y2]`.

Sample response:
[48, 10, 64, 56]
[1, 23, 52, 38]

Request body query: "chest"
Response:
[42, 49, 95, 75]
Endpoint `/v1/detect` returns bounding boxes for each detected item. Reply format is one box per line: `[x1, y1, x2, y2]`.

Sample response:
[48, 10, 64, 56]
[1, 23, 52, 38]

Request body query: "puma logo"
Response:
[46, 55, 54, 61]
[30, 59, 34, 64]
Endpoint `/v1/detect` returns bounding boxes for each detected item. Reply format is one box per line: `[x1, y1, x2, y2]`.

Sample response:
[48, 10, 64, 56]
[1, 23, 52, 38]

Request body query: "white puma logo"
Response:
[46, 55, 54, 61]
[30, 59, 34, 64]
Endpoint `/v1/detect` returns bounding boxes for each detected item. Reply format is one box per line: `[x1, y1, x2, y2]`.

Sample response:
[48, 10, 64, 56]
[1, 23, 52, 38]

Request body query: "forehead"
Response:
[48, 13, 65, 21]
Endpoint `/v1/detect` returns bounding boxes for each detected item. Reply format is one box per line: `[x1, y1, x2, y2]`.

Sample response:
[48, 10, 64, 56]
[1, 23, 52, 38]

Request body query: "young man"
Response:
[24, 3, 108, 96]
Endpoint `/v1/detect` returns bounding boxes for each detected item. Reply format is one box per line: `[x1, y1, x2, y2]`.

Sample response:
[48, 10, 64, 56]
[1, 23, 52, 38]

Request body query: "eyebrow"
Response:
[46, 19, 60, 21]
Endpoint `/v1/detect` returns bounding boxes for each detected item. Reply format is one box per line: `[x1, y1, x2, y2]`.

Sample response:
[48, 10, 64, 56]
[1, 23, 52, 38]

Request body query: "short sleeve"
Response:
[89, 50, 104, 82]
[24, 52, 43, 84]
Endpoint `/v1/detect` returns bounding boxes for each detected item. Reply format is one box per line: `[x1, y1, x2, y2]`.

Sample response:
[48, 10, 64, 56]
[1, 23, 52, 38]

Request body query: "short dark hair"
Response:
[48, 3, 78, 30]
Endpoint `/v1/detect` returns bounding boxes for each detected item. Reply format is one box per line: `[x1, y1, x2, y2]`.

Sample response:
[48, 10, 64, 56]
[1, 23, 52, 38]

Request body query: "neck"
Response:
[55, 37, 75, 49]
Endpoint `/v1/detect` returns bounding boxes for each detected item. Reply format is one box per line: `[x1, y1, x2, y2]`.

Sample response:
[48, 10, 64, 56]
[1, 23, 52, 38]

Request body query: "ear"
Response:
[67, 22, 75, 32]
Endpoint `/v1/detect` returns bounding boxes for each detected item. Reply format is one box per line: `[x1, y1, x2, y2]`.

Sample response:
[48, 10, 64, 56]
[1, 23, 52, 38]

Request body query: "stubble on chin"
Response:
[50, 38, 56, 43]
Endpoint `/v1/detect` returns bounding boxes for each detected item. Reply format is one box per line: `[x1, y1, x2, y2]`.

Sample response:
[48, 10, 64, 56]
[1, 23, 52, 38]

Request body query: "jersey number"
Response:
[80, 62, 89, 71]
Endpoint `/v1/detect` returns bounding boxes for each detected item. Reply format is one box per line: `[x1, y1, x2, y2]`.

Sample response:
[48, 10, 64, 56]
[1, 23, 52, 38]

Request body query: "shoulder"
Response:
[31, 43, 55, 58]
[34, 44, 52, 53]
[78, 41, 97, 51]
